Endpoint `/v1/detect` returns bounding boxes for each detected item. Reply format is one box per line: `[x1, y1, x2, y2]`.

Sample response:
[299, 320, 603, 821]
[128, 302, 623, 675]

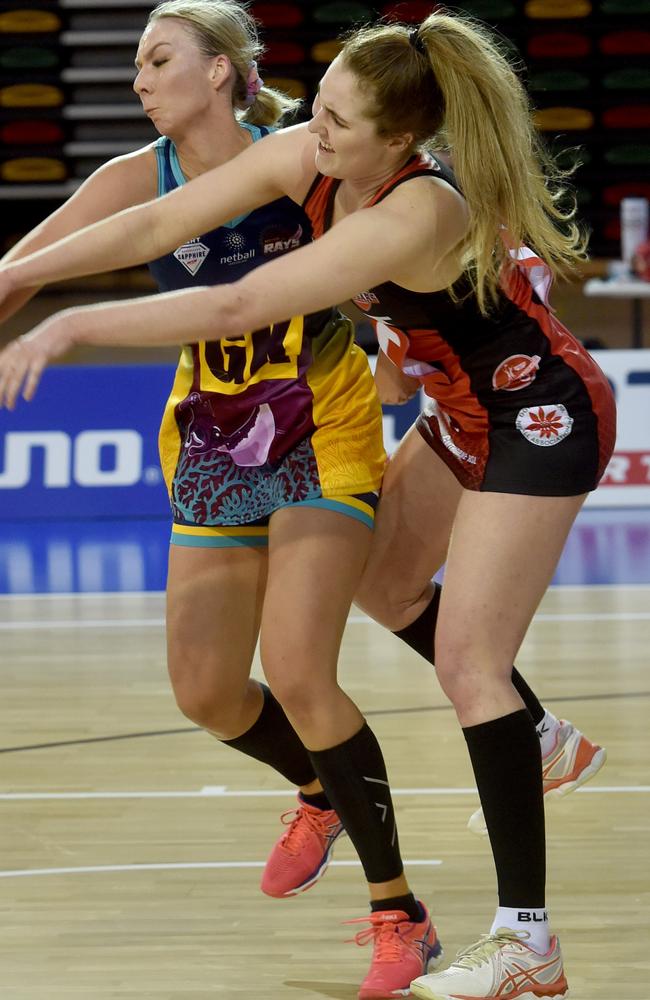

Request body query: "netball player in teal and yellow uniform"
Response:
[0, 9, 614, 999]
[0, 4, 442, 997]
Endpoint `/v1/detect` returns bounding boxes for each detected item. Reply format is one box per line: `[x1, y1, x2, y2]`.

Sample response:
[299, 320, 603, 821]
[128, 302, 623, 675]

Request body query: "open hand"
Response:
[0, 316, 73, 409]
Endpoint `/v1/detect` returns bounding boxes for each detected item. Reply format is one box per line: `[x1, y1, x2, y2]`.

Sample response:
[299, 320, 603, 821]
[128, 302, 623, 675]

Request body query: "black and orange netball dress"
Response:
[304, 153, 616, 497]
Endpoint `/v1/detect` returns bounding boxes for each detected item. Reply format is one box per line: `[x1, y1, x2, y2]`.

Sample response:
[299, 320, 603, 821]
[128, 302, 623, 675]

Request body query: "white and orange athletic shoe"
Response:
[348, 904, 443, 999]
[468, 719, 606, 836]
[410, 928, 568, 1000]
[260, 796, 344, 897]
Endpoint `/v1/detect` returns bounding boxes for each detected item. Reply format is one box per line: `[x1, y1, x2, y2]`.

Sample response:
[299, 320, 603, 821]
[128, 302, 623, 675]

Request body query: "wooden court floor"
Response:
[1, 585, 649, 999]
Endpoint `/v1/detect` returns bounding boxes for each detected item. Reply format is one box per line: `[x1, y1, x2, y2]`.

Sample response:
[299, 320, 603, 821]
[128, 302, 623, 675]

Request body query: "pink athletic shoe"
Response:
[261, 797, 344, 898]
[348, 904, 443, 999]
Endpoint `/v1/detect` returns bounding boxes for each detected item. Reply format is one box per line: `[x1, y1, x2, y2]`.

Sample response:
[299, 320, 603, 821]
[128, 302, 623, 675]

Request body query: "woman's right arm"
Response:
[0, 125, 312, 299]
[0, 146, 158, 325]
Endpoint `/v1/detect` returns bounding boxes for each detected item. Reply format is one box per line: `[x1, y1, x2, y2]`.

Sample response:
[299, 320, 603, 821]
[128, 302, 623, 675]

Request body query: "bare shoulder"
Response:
[258, 122, 320, 203]
[382, 174, 469, 246]
[67, 142, 159, 219]
[374, 175, 469, 290]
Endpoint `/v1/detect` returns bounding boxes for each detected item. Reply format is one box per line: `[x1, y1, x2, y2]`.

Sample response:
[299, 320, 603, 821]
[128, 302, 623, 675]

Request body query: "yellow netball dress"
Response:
[149, 129, 385, 547]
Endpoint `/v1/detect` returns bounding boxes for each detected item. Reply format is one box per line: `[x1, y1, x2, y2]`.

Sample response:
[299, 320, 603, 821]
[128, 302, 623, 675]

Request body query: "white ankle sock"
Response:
[491, 906, 550, 954]
[536, 710, 561, 757]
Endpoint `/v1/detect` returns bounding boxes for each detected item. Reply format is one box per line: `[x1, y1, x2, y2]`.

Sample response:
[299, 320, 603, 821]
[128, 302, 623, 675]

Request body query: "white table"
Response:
[584, 277, 650, 349]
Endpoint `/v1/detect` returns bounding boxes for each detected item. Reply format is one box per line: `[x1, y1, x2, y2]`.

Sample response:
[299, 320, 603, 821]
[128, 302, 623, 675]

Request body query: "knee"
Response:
[355, 574, 423, 632]
[434, 636, 510, 715]
[263, 664, 332, 728]
[169, 656, 248, 737]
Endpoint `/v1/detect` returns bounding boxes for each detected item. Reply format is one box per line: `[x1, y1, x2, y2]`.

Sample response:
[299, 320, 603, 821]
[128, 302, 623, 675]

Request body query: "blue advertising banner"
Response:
[0, 362, 422, 520]
[0, 365, 174, 519]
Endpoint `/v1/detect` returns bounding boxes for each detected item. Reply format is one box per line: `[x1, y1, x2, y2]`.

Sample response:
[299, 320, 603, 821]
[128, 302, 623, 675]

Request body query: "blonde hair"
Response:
[341, 12, 587, 313]
[148, 0, 300, 127]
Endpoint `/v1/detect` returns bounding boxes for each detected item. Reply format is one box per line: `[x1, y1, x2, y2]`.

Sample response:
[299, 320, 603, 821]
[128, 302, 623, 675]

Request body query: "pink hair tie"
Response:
[245, 60, 263, 106]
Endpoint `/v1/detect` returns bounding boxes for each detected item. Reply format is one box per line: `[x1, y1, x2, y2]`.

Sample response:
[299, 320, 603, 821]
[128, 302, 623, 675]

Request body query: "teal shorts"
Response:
[170, 492, 378, 549]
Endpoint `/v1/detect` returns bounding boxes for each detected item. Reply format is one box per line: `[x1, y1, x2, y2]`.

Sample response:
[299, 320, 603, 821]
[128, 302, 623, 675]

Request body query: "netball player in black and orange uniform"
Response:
[0, 11, 614, 999]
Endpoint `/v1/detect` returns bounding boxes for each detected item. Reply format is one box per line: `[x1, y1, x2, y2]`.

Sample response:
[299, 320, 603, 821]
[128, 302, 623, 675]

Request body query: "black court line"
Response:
[1, 690, 649, 755]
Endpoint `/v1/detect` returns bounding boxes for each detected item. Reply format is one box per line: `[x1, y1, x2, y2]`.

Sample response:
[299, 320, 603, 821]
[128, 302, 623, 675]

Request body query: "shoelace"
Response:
[450, 929, 528, 971]
[278, 806, 335, 856]
[345, 916, 411, 963]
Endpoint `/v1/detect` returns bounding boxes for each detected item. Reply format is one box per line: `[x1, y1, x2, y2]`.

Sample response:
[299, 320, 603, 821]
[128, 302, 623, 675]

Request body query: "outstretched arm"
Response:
[0, 126, 312, 297]
[0, 177, 466, 408]
[0, 146, 158, 326]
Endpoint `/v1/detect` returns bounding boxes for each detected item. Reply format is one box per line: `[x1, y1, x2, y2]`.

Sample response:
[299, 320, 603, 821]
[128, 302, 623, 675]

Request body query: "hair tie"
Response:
[409, 26, 427, 57]
[245, 60, 263, 106]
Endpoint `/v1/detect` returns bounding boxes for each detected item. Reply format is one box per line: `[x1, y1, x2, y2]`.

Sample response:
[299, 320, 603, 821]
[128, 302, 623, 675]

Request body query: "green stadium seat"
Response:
[313, 2, 373, 23]
[459, 2, 516, 17]
[0, 46, 59, 70]
[529, 69, 590, 91]
[603, 68, 650, 90]
[601, 0, 650, 12]
[605, 144, 650, 165]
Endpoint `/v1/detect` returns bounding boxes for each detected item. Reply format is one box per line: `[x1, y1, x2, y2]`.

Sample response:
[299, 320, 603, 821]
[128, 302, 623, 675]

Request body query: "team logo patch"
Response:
[220, 230, 255, 266]
[262, 224, 303, 255]
[492, 354, 541, 392]
[353, 290, 380, 312]
[174, 238, 210, 276]
[516, 404, 573, 446]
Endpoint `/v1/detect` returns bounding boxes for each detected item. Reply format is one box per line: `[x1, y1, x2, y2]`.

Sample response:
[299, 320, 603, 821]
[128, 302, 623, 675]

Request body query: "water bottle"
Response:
[620, 197, 649, 271]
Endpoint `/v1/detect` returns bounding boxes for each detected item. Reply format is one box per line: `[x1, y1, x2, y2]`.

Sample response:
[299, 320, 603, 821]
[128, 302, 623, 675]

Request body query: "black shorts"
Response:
[416, 342, 616, 497]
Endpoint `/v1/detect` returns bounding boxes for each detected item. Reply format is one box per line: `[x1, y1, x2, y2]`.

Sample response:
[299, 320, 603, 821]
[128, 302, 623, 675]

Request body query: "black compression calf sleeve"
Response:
[463, 709, 546, 907]
[221, 683, 317, 788]
[309, 722, 403, 884]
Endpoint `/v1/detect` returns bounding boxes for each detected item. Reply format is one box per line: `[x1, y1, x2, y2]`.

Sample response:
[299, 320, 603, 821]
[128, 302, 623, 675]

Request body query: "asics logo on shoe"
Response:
[497, 952, 565, 993]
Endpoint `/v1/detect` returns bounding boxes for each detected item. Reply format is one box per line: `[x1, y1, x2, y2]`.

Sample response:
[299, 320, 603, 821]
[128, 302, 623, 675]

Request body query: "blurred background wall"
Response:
[1, 0, 649, 355]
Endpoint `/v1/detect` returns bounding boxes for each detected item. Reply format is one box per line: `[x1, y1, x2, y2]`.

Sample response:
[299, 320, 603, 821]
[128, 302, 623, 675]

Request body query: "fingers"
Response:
[0, 342, 39, 409]
[22, 357, 46, 402]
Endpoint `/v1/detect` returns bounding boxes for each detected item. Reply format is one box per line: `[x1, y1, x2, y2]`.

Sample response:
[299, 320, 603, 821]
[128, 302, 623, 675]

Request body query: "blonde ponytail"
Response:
[341, 12, 587, 313]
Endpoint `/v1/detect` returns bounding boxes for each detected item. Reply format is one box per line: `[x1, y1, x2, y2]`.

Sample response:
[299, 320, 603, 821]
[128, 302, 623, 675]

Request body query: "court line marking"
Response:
[3, 691, 649, 755]
[0, 583, 647, 602]
[0, 858, 442, 880]
[1, 785, 648, 801]
[1, 610, 650, 630]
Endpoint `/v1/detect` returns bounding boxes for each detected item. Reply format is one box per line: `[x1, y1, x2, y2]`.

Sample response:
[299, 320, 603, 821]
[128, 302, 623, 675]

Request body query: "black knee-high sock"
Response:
[308, 722, 403, 884]
[393, 586, 545, 726]
[221, 683, 317, 788]
[463, 709, 545, 906]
